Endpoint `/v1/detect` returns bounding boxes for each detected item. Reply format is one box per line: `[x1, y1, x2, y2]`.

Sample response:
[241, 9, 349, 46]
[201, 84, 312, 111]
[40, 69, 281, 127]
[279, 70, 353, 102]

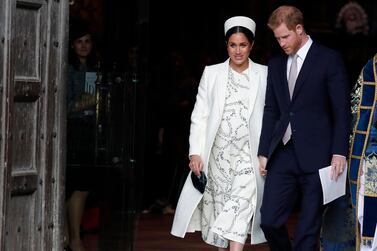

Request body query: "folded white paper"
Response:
[319, 165, 347, 205]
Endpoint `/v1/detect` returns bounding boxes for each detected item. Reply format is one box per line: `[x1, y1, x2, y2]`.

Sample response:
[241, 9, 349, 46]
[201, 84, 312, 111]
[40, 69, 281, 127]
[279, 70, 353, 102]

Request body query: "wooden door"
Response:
[0, 0, 68, 250]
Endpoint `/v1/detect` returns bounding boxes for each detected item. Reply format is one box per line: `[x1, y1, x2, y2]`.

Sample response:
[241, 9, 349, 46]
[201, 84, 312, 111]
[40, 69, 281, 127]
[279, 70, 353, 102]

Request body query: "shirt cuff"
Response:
[333, 154, 346, 159]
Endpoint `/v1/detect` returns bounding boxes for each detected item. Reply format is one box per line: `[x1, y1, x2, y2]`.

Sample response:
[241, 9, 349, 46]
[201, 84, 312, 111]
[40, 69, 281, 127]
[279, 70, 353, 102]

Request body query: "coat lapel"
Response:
[247, 59, 260, 118]
[216, 59, 229, 116]
[216, 59, 261, 120]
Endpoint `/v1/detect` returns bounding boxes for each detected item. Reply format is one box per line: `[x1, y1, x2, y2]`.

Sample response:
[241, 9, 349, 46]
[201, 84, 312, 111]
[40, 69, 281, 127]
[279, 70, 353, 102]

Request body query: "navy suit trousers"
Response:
[260, 140, 324, 251]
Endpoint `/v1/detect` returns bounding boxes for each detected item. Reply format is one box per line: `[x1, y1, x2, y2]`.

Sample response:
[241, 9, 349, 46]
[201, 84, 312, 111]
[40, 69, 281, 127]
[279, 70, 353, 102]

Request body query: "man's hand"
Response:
[330, 155, 347, 181]
[189, 155, 203, 177]
[259, 156, 268, 177]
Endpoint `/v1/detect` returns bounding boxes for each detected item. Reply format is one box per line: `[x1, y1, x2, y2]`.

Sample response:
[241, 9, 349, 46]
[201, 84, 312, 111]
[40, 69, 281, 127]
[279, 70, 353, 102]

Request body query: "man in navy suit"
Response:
[258, 5, 350, 251]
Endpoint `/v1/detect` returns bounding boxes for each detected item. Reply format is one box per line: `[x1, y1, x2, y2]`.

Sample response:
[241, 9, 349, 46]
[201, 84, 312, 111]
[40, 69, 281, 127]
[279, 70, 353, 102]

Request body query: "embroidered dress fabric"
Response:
[199, 67, 256, 248]
[358, 161, 377, 251]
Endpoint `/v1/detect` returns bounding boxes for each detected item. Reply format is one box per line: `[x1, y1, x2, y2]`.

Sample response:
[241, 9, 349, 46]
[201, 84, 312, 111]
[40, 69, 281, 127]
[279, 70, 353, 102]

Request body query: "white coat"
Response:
[171, 58, 267, 244]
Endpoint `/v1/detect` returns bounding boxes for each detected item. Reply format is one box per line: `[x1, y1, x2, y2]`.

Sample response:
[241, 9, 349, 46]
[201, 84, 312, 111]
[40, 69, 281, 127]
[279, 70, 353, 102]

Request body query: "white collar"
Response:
[293, 36, 313, 61]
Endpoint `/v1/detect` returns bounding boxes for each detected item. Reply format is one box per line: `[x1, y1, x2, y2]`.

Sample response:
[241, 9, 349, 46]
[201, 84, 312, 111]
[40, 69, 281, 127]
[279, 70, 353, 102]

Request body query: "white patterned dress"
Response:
[199, 67, 256, 248]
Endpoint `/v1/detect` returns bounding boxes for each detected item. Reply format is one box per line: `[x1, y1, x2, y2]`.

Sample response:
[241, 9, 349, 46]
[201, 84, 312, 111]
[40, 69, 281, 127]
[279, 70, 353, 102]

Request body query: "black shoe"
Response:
[64, 246, 73, 251]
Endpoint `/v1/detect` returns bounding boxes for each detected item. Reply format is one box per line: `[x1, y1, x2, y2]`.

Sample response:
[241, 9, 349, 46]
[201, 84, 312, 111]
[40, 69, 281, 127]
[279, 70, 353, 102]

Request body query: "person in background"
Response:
[257, 5, 350, 251]
[171, 16, 267, 251]
[65, 18, 98, 251]
[349, 53, 377, 251]
[320, 192, 355, 251]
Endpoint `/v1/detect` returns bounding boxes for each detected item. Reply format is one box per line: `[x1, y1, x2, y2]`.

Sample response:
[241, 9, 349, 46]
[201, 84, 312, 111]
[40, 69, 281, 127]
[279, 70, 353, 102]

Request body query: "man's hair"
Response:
[267, 5, 304, 31]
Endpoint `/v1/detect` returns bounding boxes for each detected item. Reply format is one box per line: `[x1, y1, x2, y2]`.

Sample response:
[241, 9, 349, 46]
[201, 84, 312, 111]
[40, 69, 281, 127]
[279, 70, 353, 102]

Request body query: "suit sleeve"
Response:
[327, 52, 351, 157]
[258, 64, 280, 157]
[189, 66, 210, 157]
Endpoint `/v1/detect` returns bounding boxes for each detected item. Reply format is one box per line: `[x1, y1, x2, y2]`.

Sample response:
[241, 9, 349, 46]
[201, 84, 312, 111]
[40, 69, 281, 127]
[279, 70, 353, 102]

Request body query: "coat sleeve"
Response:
[189, 66, 210, 157]
[258, 63, 280, 157]
[326, 52, 351, 157]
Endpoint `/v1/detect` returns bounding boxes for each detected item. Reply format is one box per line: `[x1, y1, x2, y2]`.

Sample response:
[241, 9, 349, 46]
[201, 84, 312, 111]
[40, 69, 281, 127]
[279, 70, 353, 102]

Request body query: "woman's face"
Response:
[227, 32, 253, 71]
[72, 34, 92, 59]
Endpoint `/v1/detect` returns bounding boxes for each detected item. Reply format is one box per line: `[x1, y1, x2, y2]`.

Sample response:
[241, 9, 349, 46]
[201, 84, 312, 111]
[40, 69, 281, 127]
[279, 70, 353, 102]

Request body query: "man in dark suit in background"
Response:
[258, 5, 350, 251]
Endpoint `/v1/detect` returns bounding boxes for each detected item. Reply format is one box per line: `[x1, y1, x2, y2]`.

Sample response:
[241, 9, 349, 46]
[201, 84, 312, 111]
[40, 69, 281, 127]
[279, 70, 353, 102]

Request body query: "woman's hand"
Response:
[189, 155, 203, 177]
[258, 156, 268, 177]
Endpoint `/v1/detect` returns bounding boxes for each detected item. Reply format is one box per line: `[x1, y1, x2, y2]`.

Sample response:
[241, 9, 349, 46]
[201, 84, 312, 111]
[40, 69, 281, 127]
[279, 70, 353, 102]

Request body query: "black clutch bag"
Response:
[191, 171, 207, 194]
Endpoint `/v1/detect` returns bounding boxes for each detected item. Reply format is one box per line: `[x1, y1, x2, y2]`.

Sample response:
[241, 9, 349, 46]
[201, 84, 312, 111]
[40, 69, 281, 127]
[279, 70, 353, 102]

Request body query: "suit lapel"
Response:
[278, 55, 291, 103]
[292, 43, 317, 100]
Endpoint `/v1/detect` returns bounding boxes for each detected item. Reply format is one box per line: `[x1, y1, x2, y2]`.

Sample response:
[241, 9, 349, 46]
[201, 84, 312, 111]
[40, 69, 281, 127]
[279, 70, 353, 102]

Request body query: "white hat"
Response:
[224, 16, 256, 36]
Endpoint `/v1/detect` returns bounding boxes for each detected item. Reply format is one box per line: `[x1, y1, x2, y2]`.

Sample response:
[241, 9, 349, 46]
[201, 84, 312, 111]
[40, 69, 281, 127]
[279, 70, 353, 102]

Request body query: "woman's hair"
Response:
[68, 34, 97, 71]
[267, 5, 304, 31]
[68, 18, 97, 70]
[225, 26, 254, 44]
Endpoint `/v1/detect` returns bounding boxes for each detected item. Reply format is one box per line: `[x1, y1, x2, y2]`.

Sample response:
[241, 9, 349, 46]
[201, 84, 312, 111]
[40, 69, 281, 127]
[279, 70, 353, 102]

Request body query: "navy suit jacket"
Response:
[258, 42, 350, 173]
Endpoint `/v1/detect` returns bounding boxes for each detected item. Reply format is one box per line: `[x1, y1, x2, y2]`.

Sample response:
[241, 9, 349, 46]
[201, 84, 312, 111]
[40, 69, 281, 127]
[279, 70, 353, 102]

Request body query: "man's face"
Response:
[272, 23, 303, 55]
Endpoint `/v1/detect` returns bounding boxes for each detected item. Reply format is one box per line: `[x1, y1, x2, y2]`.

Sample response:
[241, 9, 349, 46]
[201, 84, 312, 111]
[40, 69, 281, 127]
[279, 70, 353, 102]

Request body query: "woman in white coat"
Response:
[171, 16, 267, 251]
